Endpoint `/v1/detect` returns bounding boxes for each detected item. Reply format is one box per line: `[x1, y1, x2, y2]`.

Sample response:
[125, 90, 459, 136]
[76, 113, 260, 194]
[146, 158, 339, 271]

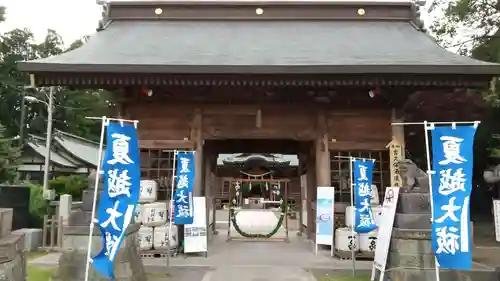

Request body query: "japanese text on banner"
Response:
[92, 122, 140, 279]
[173, 151, 195, 225]
[353, 159, 377, 233]
[430, 125, 477, 270]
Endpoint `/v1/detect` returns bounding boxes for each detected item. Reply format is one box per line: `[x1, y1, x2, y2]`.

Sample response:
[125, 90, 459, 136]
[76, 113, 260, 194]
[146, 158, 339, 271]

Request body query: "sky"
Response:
[0, 0, 431, 45]
[0, 0, 102, 43]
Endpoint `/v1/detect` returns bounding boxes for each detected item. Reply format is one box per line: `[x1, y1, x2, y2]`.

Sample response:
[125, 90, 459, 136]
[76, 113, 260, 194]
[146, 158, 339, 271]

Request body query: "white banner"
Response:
[494, 200, 500, 243]
[315, 186, 335, 257]
[184, 197, 208, 254]
[372, 187, 400, 275]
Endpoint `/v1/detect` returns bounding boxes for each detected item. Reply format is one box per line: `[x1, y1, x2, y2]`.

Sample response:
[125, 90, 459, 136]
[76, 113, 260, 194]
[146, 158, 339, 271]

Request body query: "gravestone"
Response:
[384, 160, 497, 281]
[0, 208, 26, 281]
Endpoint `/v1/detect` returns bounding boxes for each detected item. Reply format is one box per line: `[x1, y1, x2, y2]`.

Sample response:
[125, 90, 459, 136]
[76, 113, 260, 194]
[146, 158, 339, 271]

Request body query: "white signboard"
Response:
[494, 200, 500, 242]
[386, 139, 403, 188]
[371, 187, 400, 281]
[315, 186, 335, 257]
[184, 197, 208, 254]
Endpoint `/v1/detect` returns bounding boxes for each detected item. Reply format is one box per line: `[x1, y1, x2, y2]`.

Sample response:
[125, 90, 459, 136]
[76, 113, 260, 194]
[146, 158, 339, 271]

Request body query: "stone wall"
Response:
[0, 208, 26, 281]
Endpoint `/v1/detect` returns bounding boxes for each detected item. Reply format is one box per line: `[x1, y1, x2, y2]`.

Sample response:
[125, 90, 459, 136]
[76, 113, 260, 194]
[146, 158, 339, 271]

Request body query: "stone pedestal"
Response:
[52, 223, 146, 281]
[69, 171, 104, 227]
[0, 208, 26, 281]
[383, 170, 497, 281]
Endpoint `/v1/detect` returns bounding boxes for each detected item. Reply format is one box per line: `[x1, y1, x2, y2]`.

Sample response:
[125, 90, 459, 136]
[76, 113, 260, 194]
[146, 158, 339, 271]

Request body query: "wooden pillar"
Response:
[391, 109, 406, 152]
[203, 148, 215, 235]
[298, 152, 307, 235]
[191, 109, 203, 196]
[389, 109, 406, 187]
[306, 145, 316, 241]
[114, 88, 127, 119]
[315, 112, 331, 187]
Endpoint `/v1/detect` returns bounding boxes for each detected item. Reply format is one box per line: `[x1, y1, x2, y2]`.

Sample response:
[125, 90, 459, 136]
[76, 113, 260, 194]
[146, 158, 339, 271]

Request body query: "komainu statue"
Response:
[483, 164, 500, 214]
[396, 159, 429, 192]
[87, 169, 104, 191]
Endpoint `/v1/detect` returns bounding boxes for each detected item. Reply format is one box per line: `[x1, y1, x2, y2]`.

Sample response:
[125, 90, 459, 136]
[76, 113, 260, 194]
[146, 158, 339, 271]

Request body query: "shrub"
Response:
[49, 174, 88, 201]
[29, 184, 49, 227]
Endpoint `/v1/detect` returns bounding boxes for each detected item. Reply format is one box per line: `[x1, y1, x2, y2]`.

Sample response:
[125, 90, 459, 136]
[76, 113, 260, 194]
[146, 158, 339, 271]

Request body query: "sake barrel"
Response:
[138, 226, 154, 250]
[345, 206, 356, 228]
[139, 180, 157, 203]
[133, 204, 144, 224]
[372, 205, 383, 227]
[359, 229, 379, 253]
[345, 206, 383, 228]
[153, 223, 178, 250]
[233, 210, 279, 234]
[143, 202, 168, 227]
[334, 227, 359, 252]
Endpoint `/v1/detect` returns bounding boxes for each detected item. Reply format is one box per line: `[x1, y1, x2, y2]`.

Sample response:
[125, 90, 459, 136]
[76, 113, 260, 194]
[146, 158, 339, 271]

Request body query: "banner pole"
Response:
[423, 121, 441, 281]
[349, 156, 356, 276]
[166, 150, 177, 271]
[84, 116, 108, 281]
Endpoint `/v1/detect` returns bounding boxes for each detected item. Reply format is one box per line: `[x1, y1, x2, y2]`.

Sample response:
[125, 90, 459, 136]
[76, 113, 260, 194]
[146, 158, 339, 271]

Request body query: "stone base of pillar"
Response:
[0, 232, 26, 281]
[385, 191, 493, 281]
[52, 224, 146, 281]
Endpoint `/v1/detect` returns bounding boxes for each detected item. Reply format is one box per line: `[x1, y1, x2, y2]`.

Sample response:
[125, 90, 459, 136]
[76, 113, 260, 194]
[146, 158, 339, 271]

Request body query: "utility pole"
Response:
[19, 91, 26, 147]
[42, 87, 55, 200]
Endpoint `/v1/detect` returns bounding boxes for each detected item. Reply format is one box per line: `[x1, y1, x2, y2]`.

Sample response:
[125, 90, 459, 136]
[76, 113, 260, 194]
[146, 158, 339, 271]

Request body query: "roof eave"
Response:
[108, 1, 414, 7]
[53, 136, 98, 168]
[19, 62, 500, 76]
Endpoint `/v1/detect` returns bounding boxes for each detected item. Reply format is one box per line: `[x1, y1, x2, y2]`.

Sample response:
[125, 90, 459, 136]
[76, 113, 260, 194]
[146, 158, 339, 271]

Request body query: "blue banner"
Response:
[173, 151, 195, 225]
[93, 122, 140, 279]
[431, 125, 477, 270]
[353, 159, 377, 233]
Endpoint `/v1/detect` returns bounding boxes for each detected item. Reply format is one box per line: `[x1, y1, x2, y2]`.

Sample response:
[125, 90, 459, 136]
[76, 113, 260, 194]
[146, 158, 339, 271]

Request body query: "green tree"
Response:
[0, 123, 20, 183]
[428, 1, 500, 214]
[429, 0, 500, 56]
[0, 8, 113, 140]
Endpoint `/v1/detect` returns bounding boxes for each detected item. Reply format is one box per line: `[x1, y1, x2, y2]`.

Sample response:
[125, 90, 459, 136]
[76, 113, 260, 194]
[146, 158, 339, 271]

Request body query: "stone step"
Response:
[388, 251, 435, 268]
[391, 228, 431, 240]
[381, 266, 499, 281]
[394, 213, 431, 229]
[389, 238, 433, 254]
[397, 193, 431, 214]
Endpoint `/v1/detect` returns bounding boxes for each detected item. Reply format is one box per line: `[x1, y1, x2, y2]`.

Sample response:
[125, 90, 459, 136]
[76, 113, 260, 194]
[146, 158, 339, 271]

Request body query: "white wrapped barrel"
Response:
[134, 204, 143, 224]
[372, 206, 383, 227]
[345, 206, 355, 228]
[143, 202, 168, 227]
[139, 180, 157, 203]
[359, 229, 379, 253]
[345, 205, 383, 228]
[335, 227, 359, 251]
[153, 224, 178, 250]
[138, 226, 154, 250]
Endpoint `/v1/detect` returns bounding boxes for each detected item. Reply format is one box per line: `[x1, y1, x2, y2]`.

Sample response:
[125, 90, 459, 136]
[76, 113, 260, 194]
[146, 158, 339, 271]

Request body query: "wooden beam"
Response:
[201, 105, 258, 115]
[139, 139, 195, 149]
[328, 140, 388, 151]
[205, 127, 314, 140]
